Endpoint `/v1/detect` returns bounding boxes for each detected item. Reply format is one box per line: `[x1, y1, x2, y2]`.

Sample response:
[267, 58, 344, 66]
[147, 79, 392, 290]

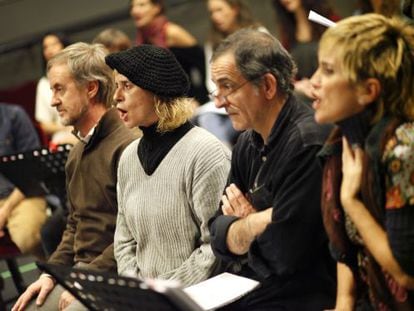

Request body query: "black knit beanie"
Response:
[105, 44, 190, 98]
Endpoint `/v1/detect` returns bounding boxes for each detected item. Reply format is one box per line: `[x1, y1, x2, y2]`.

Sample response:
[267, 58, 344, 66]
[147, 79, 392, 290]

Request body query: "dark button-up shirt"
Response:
[209, 95, 335, 307]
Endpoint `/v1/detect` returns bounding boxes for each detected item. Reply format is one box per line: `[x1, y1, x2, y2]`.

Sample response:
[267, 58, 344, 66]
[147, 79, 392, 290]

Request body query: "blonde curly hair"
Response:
[154, 96, 194, 133]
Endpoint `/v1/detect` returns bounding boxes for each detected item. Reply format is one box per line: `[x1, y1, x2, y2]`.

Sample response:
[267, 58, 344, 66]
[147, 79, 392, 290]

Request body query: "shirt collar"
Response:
[250, 95, 293, 150]
[76, 126, 96, 144]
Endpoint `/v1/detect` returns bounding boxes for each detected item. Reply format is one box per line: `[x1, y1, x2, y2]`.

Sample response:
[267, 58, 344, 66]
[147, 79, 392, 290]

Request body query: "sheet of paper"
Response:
[183, 272, 260, 310]
[308, 10, 337, 28]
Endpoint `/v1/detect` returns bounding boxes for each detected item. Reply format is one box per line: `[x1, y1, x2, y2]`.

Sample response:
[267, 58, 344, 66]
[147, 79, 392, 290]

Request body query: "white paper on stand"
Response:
[308, 10, 337, 28]
[183, 272, 260, 311]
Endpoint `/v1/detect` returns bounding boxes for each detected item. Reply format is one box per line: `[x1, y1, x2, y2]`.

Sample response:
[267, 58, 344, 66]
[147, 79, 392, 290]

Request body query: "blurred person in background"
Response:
[370, 0, 402, 16]
[403, 0, 414, 19]
[92, 28, 132, 53]
[130, 0, 209, 105]
[355, 0, 403, 16]
[35, 32, 77, 146]
[196, 0, 266, 147]
[0, 103, 47, 260]
[272, 0, 339, 103]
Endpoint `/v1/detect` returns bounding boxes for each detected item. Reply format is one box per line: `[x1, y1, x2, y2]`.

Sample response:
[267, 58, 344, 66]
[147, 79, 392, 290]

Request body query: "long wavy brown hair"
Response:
[207, 0, 260, 49]
[272, 0, 337, 50]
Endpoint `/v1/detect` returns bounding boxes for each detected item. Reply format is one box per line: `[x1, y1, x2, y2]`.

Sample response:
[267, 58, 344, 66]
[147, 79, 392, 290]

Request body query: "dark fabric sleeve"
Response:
[208, 137, 250, 262]
[11, 105, 40, 151]
[209, 213, 240, 261]
[386, 207, 414, 276]
[48, 145, 78, 266]
[87, 244, 117, 272]
[1, 105, 41, 194]
[252, 146, 327, 277]
[47, 209, 76, 266]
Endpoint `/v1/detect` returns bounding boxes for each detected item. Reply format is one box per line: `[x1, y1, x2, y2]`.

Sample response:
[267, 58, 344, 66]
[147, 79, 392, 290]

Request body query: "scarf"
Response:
[136, 15, 169, 48]
[320, 116, 414, 309]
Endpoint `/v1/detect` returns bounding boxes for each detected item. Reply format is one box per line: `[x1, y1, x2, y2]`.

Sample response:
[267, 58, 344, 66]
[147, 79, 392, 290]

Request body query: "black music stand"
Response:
[0, 144, 71, 202]
[37, 262, 203, 311]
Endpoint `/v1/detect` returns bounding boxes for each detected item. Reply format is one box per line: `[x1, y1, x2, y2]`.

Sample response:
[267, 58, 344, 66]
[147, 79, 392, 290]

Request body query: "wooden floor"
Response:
[1, 255, 39, 310]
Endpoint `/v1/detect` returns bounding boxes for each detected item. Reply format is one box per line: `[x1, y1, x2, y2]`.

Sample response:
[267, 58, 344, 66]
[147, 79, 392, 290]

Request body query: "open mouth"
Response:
[117, 107, 128, 121]
[312, 98, 321, 110]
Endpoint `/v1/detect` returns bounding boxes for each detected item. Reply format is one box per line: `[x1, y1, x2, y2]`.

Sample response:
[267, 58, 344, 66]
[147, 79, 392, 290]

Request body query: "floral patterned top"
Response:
[384, 123, 414, 208]
[319, 120, 414, 310]
[382, 122, 414, 276]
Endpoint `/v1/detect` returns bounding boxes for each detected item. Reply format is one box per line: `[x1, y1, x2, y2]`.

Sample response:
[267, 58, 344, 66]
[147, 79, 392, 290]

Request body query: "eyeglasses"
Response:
[208, 79, 251, 103]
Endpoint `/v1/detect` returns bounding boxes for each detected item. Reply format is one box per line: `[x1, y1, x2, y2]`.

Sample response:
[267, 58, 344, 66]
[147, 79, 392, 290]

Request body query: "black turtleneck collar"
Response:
[336, 109, 372, 148]
[137, 121, 194, 175]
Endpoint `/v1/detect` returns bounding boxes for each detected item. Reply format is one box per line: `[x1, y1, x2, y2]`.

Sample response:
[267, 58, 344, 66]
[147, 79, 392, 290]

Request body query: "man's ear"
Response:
[357, 78, 381, 107]
[262, 73, 277, 100]
[87, 80, 99, 99]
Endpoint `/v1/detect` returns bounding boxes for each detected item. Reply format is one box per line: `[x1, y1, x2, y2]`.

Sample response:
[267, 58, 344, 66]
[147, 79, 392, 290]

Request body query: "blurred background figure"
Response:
[0, 103, 47, 260]
[205, 0, 265, 91]
[355, 0, 403, 16]
[403, 0, 414, 19]
[196, 0, 266, 147]
[130, 0, 209, 105]
[370, 0, 402, 16]
[354, 0, 375, 14]
[272, 0, 339, 103]
[130, 0, 195, 47]
[92, 28, 132, 53]
[35, 32, 78, 146]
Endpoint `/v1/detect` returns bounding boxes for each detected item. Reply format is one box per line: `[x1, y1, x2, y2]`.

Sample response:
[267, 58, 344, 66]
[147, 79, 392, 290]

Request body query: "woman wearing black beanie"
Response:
[105, 45, 231, 286]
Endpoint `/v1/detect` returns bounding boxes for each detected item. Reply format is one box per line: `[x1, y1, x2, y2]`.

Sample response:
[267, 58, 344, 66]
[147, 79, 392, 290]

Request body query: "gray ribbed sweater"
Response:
[115, 127, 231, 286]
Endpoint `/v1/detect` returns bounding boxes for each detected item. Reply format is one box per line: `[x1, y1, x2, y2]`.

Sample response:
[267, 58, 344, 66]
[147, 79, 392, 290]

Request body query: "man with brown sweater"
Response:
[12, 42, 138, 311]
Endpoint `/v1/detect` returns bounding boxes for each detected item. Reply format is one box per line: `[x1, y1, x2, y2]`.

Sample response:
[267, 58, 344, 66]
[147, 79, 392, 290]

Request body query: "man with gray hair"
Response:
[12, 42, 138, 311]
[208, 29, 335, 310]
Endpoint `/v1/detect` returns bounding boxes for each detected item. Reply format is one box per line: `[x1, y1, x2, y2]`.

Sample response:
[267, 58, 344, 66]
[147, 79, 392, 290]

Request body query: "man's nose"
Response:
[214, 96, 227, 109]
[51, 95, 59, 107]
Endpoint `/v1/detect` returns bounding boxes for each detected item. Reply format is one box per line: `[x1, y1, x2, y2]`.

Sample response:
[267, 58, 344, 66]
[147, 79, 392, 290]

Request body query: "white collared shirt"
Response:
[76, 126, 96, 144]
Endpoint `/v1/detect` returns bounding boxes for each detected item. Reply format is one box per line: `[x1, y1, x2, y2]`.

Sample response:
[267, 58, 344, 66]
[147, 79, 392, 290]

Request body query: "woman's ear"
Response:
[262, 73, 277, 100]
[357, 78, 381, 107]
